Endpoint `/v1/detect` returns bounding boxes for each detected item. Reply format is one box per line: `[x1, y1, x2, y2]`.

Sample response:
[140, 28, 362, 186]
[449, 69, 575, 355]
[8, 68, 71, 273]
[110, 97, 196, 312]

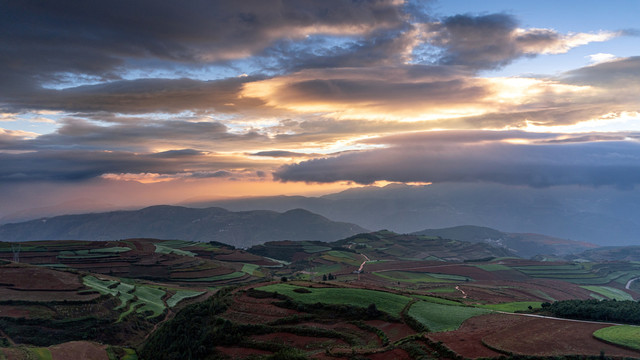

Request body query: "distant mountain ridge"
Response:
[412, 225, 598, 258]
[188, 183, 640, 246]
[0, 205, 367, 248]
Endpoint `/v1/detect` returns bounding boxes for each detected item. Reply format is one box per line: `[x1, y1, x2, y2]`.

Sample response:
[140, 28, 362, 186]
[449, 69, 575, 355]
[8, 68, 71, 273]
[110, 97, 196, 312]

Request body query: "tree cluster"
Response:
[544, 299, 640, 324]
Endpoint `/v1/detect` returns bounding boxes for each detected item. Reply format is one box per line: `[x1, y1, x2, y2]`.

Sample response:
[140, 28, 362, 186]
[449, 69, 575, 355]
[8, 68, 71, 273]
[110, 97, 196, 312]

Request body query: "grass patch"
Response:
[373, 271, 470, 283]
[256, 283, 410, 317]
[416, 295, 462, 306]
[581, 286, 634, 301]
[133, 287, 166, 318]
[30, 348, 53, 360]
[154, 244, 196, 257]
[593, 325, 640, 350]
[477, 301, 541, 312]
[428, 287, 457, 293]
[408, 301, 491, 332]
[473, 264, 511, 271]
[174, 271, 245, 282]
[166, 290, 205, 308]
[90, 246, 132, 253]
[241, 263, 259, 275]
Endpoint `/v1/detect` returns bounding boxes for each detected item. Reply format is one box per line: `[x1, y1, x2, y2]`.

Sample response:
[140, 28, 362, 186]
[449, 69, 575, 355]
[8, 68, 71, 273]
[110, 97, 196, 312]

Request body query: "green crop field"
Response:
[174, 271, 245, 282]
[83, 276, 166, 319]
[166, 290, 205, 308]
[428, 287, 457, 293]
[473, 264, 511, 271]
[408, 301, 491, 332]
[30, 347, 52, 360]
[477, 301, 541, 312]
[373, 271, 470, 283]
[256, 283, 411, 317]
[90, 246, 132, 253]
[581, 286, 634, 300]
[416, 295, 462, 306]
[241, 263, 260, 275]
[132, 287, 166, 318]
[593, 325, 640, 350]
[154, 244, 196, 257]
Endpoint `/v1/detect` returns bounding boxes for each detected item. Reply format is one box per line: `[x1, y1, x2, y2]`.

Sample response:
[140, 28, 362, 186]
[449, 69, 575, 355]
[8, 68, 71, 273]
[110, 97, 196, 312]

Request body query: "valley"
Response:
[0, 231, 639, 359]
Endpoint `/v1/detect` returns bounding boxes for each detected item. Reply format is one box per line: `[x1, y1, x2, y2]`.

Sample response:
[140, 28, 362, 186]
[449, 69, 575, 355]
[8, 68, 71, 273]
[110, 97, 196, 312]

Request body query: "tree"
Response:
[280, 276, 287, 282]
[322, 274, 327, 281]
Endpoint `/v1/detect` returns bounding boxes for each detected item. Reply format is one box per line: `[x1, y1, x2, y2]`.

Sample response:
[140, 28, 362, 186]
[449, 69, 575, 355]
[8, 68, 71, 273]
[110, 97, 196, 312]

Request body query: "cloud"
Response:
[0, 0, 405, 91]
[274, 131, 640, 188]
[0, 147, 274, 183]
[425, 13, 620, 69]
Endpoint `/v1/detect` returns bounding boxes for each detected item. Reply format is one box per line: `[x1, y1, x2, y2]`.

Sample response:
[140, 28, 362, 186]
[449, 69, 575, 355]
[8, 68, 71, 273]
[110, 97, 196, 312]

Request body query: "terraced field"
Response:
[593, 325, 640, 350]
[256, 283, 411, 317]
[407, 301, 491, 332]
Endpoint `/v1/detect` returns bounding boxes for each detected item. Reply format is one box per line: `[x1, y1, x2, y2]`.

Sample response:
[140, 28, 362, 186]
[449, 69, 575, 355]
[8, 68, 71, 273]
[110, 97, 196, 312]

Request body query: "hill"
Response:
[412, 225, 598, 258]
[190, 183, 640, 246]
[569, 246, 640, 262]
[0, 206, 367, 248]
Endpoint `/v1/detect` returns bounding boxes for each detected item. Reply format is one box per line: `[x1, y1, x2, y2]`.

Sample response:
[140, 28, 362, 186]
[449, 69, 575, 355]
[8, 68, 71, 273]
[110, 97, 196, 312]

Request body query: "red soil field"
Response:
[221, 293, 301, 324]
[428, 313, 521, 359]
[0, 265, 82, 291]
[0, 305, 30, 318]
[216, 346, 272, 358]
[432, 312, 640, 358]
[49, 341, 109, 360]
[482, 315, 640, 358]
[365, 320, 415, 342]
[251, 332, 349, 350]
[0, 288, 99, 302]
[368, 348, 412, 360]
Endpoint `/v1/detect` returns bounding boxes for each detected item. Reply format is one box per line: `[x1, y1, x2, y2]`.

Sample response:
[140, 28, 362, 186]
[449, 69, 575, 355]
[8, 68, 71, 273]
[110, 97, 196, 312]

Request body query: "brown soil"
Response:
[368, 348, 413, 360]
[216, 346, 272, 358]
[428, 313, 520, 359]
[0, 265, 82, 291]
[49, 341, 109, 360]
[251, 332, 349, 349]
[0, 287, 99, 302]
[365, 320, 416, 342]
[482, 315, 640, 357]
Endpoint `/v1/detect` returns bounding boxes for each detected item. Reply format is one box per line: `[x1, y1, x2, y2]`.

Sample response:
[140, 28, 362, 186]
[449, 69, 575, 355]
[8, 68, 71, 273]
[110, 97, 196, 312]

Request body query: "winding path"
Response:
[625, 277, 640, 290]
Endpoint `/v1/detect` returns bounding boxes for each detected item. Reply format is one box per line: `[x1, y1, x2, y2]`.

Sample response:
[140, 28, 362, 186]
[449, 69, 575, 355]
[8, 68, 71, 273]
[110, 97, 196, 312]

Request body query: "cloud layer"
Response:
[0, 1, 638, 214]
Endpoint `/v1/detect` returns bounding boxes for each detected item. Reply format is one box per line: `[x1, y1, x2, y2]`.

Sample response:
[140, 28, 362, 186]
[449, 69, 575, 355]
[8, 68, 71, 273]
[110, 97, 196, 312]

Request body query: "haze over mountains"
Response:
[0, 206, 366, 248]
[189, 183, 640, 247]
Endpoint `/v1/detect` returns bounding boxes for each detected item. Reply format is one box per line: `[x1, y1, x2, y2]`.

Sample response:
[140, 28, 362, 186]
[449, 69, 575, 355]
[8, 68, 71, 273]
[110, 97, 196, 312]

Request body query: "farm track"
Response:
[626, 277, 640, 290]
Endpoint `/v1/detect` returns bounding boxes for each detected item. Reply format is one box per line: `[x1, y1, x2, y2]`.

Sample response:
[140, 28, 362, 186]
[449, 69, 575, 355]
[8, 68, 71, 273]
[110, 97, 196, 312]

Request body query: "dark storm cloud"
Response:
[5, 77, 267, 114]
[0, 0, 404, 90]
[425, 13, 615, 69]
[274, 132, 640, 188]
[0, 148, 260, 183]
[0, 118, 265, 152]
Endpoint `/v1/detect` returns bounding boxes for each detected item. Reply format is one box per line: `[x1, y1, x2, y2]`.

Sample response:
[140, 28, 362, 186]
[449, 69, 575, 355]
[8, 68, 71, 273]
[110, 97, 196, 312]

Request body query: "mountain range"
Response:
[187, 183, 640, 246]
[0, 206, 366, 248]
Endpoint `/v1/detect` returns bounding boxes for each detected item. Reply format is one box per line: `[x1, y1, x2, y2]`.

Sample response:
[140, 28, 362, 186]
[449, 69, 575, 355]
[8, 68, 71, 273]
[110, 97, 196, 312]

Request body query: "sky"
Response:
[1, 0, 639, 217]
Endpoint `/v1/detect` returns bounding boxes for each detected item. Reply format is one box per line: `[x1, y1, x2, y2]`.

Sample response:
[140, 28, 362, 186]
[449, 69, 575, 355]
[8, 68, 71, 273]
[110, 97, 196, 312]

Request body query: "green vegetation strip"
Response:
[154, 244, 196, 257]
[477, 301, 541, 312]
[408, 301, 491, 332]
[582, 286, 634, 301]
[593, 325, 640, 350]
[90, 246, 132, 253]
[256, 283, 410, 317]
[472, 264, 511, 271]
[174, 271, 245, 282]
[167, 290, 205, 308]
[373, 271, 470, 283]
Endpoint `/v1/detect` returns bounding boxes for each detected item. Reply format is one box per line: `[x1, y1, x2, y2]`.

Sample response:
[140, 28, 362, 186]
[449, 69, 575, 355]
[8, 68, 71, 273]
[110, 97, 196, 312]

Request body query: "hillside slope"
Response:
[412, 225, 597, 258]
